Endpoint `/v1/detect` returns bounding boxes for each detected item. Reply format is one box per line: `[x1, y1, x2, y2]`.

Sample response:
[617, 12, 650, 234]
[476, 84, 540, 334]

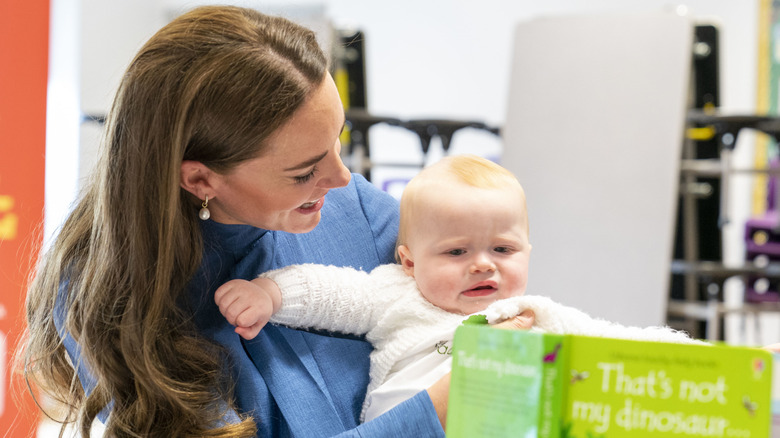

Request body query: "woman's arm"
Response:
[339, 391, 446, 437]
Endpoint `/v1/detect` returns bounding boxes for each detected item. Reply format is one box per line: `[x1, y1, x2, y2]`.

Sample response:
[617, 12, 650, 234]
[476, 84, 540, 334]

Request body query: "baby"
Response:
[215, 154, 696, 421]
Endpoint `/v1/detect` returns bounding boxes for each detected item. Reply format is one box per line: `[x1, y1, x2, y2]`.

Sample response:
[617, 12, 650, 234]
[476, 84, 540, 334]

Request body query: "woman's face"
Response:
[208, 74, 352, 233]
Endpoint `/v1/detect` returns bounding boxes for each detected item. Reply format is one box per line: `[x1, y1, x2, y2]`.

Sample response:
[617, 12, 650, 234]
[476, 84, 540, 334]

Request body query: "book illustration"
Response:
[570, 370, 589, 385]
[742, 395, 758, 417]
[544, 343, 562, 363]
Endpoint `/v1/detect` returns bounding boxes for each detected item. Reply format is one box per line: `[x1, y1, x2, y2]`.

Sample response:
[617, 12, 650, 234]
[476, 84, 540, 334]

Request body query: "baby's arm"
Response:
[483, 295, 703, 344]
[764, 343, 780, 353]
[214, 278, 282, 340]
[261, 263, 400, 336]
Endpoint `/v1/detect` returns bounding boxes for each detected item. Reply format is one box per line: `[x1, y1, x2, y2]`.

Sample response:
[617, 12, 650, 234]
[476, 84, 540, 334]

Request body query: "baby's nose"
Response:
[470, 254, 496, 273]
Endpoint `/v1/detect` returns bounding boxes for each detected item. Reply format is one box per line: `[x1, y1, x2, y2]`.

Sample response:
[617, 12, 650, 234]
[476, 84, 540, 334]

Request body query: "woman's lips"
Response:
[297, 197, 324, 214]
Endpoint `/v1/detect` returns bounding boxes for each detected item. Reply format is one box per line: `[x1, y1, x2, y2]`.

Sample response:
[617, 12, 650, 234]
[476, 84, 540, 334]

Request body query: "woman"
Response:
[21, 6, 449, 437]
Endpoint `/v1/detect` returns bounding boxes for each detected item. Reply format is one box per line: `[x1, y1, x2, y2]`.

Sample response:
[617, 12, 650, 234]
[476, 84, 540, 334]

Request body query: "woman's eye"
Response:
[294, 166, 317, 184]
[447, 249, 466, 256]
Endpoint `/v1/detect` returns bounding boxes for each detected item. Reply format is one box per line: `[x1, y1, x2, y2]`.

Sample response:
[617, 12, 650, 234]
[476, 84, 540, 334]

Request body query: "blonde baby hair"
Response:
[396, 154, 527, 261]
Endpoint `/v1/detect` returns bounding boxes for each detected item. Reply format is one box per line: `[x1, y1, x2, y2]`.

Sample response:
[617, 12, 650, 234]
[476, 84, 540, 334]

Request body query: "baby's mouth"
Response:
[462, 284, 498, 297]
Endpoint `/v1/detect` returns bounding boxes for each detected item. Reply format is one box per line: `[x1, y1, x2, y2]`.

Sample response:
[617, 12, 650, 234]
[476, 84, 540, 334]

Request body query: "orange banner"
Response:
[0, 0, 50, 436]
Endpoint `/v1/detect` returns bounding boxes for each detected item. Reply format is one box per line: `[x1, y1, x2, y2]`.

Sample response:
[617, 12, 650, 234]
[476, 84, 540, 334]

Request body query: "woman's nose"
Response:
[317, 141, 351, 189]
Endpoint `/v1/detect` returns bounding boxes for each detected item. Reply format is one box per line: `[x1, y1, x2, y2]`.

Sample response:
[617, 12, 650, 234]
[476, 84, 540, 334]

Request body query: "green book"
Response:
[447, 325, 772, 437]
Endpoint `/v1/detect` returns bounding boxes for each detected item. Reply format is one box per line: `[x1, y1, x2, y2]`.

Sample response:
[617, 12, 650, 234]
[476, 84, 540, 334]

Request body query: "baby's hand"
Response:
[214, 278, 280, 340]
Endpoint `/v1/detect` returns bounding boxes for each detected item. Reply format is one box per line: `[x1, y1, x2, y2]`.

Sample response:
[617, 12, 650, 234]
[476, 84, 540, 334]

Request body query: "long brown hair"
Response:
[20, 6, 327, 436]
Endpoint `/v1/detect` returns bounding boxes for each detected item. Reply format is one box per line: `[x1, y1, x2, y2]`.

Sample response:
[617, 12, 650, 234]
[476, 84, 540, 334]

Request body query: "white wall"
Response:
[502, 11, 694, 329]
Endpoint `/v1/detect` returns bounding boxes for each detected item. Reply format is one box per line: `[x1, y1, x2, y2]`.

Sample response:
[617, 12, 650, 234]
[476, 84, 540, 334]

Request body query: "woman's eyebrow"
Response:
[283, 151, 328, 171]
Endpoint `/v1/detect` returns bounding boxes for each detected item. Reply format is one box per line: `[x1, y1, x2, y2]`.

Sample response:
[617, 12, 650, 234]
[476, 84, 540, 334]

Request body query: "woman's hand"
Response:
[494, 309, 535, 330]
[427, 372, 451, 430]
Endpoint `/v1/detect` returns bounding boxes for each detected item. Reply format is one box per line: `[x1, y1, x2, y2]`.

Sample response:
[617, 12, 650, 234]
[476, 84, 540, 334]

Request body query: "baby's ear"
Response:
[397, 245, 415, 278]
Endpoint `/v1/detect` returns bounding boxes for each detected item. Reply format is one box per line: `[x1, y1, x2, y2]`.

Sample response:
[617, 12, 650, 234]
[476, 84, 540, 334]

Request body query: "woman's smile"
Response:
[297, 197, 325, 213]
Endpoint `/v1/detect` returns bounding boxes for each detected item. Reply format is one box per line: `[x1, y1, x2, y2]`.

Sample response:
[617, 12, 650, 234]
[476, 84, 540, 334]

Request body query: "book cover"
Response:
[772, 352, 780, 435]
[447, 325, 772, 437]
[446, 325, 563, 437]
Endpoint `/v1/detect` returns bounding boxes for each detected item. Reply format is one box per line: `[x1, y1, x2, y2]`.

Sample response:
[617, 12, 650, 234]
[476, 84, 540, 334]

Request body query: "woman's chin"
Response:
[283, 212, 322, 234]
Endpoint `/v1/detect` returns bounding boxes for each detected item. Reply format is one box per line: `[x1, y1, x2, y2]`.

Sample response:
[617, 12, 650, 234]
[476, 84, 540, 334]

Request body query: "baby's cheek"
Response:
[517, 277, 529, 294]
[422, 270, 454, 290]
[427, 282, 459, 308]
[505, 274, 528, 297]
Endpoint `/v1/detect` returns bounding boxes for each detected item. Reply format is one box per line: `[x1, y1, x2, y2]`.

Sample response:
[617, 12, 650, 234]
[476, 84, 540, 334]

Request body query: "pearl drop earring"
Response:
[199, 196, 211, 220]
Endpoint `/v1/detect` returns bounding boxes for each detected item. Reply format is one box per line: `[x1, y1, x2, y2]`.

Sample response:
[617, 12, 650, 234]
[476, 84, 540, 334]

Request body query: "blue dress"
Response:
[58, 174, 444, 437]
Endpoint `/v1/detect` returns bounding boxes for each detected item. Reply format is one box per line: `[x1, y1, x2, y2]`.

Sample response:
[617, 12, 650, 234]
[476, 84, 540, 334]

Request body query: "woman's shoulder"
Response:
[327, 173, 399, 213]
[289, 173, 399, 267]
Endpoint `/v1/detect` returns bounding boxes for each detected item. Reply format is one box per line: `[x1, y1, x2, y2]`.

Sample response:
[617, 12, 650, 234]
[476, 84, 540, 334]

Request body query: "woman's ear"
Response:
[180, 160, 218, 199]
[397, 245, 415, 278]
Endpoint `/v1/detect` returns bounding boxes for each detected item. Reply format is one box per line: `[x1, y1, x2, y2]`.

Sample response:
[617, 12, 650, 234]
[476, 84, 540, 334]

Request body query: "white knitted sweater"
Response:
[263, 263, 465, 420]
[261, 263, 700, 421]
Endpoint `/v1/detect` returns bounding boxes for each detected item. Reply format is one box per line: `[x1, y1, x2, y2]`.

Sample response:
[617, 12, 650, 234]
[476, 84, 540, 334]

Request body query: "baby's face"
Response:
[398, 184, 531, 315]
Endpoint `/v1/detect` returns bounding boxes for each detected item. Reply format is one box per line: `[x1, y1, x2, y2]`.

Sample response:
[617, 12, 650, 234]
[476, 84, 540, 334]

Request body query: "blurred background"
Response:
[2, 0, 780, 436]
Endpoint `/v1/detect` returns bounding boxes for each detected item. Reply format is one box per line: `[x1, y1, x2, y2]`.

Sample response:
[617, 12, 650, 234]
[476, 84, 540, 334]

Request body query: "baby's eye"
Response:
[447, 249, 466, 256]
[493, 246, 513, 254]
